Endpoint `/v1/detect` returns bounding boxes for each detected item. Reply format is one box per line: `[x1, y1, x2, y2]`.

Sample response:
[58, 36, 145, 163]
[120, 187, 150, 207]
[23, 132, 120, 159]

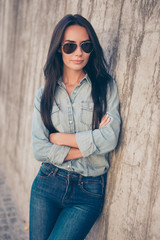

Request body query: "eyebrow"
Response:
[64, 40, 75, 43]
[63, 40, 90, 43]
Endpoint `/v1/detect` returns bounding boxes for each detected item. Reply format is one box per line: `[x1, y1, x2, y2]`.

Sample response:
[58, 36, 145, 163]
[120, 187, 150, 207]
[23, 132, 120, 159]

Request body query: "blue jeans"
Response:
[29, 163, 107, 240]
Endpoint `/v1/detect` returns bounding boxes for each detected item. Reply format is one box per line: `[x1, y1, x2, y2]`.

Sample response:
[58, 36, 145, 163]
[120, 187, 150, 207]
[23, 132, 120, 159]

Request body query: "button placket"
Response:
[68, 104, 74, 133]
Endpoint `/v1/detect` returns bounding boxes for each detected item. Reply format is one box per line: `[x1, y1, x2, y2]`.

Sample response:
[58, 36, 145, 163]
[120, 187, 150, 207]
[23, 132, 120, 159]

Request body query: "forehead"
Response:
[63, 25, 89, 42]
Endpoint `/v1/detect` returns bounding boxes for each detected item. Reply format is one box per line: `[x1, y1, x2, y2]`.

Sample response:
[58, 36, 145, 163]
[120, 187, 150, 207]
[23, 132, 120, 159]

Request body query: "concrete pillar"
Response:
[0, 0, 159, 239]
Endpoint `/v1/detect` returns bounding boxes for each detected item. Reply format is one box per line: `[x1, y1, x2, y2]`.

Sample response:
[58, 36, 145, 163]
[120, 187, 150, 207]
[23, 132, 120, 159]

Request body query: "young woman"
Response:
[30, 14, 121, 240]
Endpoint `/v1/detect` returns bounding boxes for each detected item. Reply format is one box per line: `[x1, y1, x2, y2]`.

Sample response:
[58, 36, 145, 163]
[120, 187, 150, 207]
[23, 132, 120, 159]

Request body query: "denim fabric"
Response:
[32, 74, 121, 176]
[29, 163, 107, 240]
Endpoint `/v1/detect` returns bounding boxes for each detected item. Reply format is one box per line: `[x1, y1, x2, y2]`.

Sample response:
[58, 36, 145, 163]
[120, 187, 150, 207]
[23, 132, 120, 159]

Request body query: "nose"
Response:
[75, 45, 83, 56]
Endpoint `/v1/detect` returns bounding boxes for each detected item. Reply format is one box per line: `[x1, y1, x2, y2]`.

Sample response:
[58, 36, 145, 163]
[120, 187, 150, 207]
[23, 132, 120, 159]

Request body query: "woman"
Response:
[30, 14, 121, 240]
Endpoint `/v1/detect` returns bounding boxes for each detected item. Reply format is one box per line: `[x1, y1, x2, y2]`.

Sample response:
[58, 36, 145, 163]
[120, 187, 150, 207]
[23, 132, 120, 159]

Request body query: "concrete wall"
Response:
[0, 0, 160, 239]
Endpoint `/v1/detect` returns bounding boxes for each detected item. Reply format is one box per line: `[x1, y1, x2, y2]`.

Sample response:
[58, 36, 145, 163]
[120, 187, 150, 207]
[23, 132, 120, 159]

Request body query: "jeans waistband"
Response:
[42, 163, 83, 179]
[42, 163, 106, 182]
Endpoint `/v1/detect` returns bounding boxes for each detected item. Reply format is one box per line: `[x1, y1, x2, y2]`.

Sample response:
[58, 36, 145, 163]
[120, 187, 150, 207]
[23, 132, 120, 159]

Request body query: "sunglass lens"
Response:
[81, 42, 93, 53]
[63, 43, 77, 54]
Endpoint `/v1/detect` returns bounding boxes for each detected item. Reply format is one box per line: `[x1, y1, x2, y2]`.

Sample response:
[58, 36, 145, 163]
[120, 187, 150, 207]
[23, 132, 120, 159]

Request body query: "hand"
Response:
[99, 115, 111, 129]
[65, 148, 83, 161]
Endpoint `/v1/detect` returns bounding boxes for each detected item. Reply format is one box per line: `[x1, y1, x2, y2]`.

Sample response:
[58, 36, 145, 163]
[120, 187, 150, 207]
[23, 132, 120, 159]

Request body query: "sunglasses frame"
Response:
[61, 41, 93, 54]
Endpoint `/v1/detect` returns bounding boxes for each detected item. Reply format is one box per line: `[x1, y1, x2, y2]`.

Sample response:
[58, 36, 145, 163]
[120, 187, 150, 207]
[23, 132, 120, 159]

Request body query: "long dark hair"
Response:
[41, 14, 112, 133]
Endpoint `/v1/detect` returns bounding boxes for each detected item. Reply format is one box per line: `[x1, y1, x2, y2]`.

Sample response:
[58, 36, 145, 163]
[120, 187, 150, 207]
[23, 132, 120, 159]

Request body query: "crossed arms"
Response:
[49, 115, 110, 161]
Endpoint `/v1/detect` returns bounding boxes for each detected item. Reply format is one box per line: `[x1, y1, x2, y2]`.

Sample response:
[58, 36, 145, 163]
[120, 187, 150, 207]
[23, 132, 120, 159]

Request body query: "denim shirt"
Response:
[32, 74, 121, 177]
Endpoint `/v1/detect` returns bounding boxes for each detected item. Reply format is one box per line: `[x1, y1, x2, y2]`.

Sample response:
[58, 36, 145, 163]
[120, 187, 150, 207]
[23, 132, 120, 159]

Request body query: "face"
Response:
[61, 25, 92, 73]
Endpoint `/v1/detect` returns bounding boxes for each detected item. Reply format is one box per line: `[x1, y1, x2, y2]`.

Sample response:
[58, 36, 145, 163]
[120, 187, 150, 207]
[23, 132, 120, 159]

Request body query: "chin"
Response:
[72, 63, 87, 71]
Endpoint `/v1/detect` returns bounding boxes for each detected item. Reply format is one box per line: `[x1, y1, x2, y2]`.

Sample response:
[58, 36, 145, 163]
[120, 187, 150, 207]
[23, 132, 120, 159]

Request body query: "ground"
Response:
[0, 167, 29, 240]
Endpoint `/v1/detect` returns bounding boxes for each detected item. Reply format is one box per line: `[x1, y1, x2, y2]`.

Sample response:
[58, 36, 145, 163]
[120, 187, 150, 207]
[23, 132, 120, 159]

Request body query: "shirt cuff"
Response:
[48, 145, 70, 165]
[76, 131, 97, 157]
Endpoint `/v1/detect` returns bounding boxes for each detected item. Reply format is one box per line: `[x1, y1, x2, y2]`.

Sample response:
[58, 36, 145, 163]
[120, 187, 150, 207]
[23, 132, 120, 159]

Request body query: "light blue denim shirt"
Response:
[32, 74, 121, 176]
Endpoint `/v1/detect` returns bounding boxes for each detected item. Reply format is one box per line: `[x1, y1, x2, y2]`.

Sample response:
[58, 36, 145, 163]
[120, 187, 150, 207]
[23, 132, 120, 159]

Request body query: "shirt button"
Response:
[69, 120, 72, 124]
[67, 165, 70, 168]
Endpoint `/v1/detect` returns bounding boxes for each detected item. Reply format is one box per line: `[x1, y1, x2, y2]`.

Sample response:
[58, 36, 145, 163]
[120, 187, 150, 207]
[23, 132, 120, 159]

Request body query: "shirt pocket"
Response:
[51, 104, 60, 129]
[80, 101, 93, 129]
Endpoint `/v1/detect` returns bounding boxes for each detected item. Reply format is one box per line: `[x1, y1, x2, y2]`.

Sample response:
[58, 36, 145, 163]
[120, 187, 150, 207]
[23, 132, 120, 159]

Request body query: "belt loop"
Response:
[53, 167, 58, 176]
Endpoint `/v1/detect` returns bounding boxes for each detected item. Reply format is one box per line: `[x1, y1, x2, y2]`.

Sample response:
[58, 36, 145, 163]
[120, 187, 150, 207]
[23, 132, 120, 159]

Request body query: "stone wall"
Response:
[0, 0, 160, 239]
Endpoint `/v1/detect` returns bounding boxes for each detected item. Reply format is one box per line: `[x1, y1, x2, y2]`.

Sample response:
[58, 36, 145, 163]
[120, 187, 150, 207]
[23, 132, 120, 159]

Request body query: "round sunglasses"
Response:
[62, 41, 93, 54]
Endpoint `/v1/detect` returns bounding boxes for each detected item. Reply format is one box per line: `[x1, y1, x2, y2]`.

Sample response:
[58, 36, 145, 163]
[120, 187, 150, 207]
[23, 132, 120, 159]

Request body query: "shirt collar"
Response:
[57, 73, 91, 86]
[79, 73, 92, 85]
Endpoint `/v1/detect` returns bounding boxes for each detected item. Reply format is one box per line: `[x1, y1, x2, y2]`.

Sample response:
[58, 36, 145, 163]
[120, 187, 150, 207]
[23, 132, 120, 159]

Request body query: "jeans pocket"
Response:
[37, 163, 54, 179]
[80, 176, 104, 198]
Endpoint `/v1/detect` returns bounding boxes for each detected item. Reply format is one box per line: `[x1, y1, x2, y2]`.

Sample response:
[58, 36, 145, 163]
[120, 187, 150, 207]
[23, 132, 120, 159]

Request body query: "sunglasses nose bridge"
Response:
[74, 44, 83, 55]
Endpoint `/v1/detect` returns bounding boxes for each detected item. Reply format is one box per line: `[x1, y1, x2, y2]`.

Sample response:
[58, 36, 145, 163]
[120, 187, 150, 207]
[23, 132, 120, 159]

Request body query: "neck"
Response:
[63, 68, 85, 85]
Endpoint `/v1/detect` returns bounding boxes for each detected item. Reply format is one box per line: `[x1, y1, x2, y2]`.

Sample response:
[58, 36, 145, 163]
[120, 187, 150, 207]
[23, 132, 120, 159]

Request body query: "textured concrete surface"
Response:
[0, 167, 29, 240]
[0, 0, 160, 239]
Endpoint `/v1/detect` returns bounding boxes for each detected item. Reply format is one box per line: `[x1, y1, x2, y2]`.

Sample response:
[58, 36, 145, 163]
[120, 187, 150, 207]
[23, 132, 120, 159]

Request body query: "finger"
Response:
[101, 115, 107, 122]
[99, 117, 111, 129]
[99, 115, 110, 129]
[101, 119, 110, 127]
[99, 116, 108, 129]
[100, 115, 109, 125]
[105, 117, 111, 125]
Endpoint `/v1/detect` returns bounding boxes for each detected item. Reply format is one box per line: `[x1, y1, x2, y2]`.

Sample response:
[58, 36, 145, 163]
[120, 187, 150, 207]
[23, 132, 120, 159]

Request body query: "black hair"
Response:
[41, 14, 112, 133]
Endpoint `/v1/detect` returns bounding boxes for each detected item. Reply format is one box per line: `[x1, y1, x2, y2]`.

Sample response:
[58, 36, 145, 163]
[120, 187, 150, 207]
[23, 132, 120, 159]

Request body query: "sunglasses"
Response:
[62, 41, 93, 54]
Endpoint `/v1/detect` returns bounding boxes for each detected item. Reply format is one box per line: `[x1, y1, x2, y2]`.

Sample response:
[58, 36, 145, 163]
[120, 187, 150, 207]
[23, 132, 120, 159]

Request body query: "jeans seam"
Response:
[62, 176, 69, 206]
[79, 183, 103, 198]
[37, 168, 53, 179]
[57, 172, 67, 178]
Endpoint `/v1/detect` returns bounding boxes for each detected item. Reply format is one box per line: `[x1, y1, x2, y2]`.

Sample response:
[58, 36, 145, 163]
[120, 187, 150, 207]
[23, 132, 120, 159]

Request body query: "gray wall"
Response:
[0, 0, 160, 239]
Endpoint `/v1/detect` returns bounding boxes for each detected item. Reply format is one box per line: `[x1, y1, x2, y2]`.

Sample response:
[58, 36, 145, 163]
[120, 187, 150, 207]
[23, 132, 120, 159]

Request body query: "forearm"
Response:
[49, 116, 111, 149]
[65, 148, 83, 161]
[50, 133, 78, 148]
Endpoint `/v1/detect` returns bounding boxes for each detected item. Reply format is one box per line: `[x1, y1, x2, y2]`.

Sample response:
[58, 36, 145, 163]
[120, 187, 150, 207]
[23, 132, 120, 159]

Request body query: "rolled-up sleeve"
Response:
[32, 87, 70, 165]
[76, 80, 121, 157]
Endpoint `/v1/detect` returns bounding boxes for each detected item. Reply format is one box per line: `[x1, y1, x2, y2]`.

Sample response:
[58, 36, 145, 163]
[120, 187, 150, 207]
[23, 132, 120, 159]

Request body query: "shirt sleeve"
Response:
[75, 80, 121, 157]
[32, 87, 70, 165]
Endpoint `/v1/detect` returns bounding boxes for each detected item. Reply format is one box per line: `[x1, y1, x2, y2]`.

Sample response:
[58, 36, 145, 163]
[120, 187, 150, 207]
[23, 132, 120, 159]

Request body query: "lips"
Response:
[72, 60, 84, 64]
